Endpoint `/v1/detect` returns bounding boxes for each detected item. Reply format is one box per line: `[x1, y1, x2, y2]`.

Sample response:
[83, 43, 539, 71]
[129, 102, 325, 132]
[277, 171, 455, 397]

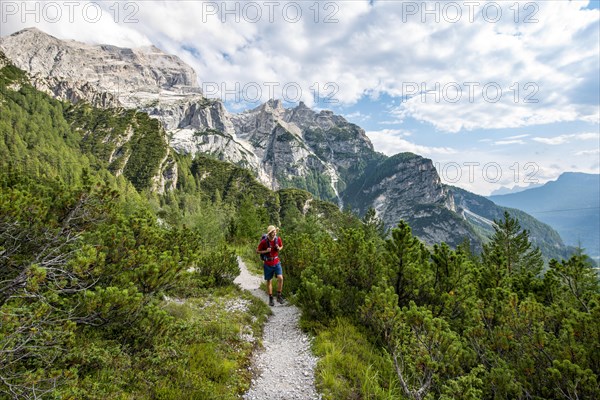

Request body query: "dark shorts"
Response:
[263, 262, 283, 281]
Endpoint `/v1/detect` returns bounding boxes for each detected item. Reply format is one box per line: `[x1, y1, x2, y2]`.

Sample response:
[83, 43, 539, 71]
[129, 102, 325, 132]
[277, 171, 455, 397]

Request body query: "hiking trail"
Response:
[234, 257, 321, 400]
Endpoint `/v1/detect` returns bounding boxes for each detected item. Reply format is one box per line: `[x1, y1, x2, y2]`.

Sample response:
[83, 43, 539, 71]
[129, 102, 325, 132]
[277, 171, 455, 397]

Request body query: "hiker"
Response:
[257, 225, 284, 306]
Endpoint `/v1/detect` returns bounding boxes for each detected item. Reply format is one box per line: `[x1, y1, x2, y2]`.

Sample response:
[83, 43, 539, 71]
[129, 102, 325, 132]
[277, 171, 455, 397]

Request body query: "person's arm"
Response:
[257, 240, 271, 254]
[276, 237, 283, 252]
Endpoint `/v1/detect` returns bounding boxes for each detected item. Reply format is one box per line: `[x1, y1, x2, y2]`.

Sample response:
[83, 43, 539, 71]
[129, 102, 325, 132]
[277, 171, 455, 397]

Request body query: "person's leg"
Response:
[275, 263, 284, 303]
[276, 274, 284, 304]
[264, 265, 275, 306]
[266, 279, 275, 306]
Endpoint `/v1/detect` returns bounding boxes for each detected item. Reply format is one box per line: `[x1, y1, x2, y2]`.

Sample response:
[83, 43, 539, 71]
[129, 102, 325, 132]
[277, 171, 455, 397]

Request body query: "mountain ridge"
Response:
[489, 172, 600, 259]
[0, 27, 200, 108]
[489, 182, 544, 196]
[0, 28, 573, 258]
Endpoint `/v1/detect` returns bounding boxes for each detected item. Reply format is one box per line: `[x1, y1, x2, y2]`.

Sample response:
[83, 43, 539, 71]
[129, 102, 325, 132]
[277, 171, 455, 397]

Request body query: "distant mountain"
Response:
[0, 28, 573, 260]
[489, 183, 543, 196]
[489, 173, 600, 259]
[452, 186, 570, 262]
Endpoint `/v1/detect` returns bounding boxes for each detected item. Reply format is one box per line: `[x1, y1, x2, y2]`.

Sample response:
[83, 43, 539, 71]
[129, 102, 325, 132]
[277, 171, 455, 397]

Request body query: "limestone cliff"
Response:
[0, 28, 570, 256]
[342, 153, 481, 248]
[0, 28, 199, 108]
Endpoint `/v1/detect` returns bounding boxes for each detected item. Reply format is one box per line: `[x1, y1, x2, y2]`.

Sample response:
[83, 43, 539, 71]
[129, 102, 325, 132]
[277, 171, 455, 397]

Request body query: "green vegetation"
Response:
[283, 214, 600, 399]
[278, 168, 339, 203]
[451, 186, 571, 262]
[66, 103, 168, 191]
[0, 63, 271, 399]
[2, 58, 598, 400]
[313, 318, 400, 399]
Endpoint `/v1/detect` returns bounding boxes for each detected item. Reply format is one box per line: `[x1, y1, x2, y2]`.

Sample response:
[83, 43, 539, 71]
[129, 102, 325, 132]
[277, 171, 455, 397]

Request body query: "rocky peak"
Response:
[1, 29, 570, 257]
[264, 98, 284, 111]
[0, 28, 200, 108]
[351, 153, 454, 213]
[6, 27, 56, 43]
[243, 98, 287, 126]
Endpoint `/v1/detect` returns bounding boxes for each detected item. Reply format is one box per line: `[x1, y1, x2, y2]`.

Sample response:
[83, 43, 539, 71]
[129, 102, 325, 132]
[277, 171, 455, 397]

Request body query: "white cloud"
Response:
[1, 0, 599, 196]
[495, 139, 526, 145]
[507, 134, 530, 140]
[484, 134, 529, 146]
[532, 132, 600, 145]
[2, 1, 597, 127]
[379, 119, 405, 125]
[371, 1, 599, 132]
[343, 111, 371, 123]
[366, 129, 456, 156]
[430, 147, 600, 196]
[575, 149, 600, 156]
[532, 136, 569, 145]
[1, 1, 152, 48]
[369, 129, 412, 137]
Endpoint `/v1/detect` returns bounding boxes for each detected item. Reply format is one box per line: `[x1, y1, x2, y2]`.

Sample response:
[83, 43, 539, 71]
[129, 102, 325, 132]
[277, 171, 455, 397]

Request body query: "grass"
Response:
[60, 284, 271, 399]
[148, 285, 271, 399]
[312, 318, 402, 400]
[234, 243, 264, 276]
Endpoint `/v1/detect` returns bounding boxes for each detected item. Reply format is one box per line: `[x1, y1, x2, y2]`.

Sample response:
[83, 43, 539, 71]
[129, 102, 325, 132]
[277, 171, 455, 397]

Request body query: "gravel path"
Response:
[234, 257, 321, 400]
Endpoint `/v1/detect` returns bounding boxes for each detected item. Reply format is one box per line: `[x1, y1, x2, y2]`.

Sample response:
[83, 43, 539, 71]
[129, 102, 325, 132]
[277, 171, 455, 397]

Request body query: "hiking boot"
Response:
[277, 293, 285, 304]
[269, 296, 275, 306]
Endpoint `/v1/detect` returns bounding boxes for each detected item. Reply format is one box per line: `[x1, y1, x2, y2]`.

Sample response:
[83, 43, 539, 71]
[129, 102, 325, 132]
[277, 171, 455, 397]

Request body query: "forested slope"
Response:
[1, 56, 272, 399]
[1, 57, 599, 400]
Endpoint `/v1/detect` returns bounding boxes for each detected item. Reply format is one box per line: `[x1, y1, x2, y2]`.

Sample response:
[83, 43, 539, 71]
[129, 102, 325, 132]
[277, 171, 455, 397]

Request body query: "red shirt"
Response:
[257, 236, 282, 266]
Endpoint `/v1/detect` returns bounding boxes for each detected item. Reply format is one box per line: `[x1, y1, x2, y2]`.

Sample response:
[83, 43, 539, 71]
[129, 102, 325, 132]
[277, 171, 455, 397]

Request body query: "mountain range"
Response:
[0, 27, 577, 260]
[489, 183, 544, 196]
[489, 173, 600, 260]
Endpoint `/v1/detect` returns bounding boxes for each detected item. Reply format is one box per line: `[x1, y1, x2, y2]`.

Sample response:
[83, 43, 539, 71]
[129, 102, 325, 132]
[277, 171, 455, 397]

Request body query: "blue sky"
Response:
[2, 0, 599, 194]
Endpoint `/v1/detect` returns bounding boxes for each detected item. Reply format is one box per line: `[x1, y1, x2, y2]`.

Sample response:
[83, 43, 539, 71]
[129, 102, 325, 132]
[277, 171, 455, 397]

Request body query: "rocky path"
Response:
[234, 257, 321, 400]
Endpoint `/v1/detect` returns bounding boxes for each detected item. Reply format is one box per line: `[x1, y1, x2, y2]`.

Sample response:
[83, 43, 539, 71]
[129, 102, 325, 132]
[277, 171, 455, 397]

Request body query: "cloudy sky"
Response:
[1, 0, 599, 195]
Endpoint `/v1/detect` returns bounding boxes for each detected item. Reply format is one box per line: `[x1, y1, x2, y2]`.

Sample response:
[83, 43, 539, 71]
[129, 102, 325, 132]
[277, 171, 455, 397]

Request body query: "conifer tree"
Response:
[545, 249, 600, 312]
[481, 211, 543, 296]
[384, 221, 430, 306]
[362, 207, 388, 240]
